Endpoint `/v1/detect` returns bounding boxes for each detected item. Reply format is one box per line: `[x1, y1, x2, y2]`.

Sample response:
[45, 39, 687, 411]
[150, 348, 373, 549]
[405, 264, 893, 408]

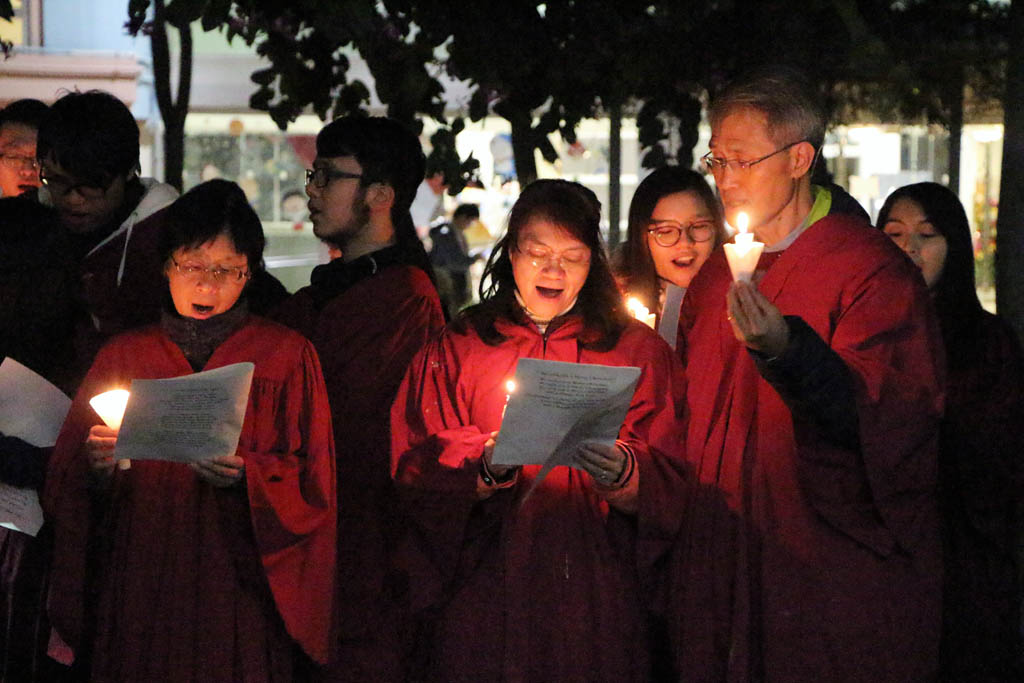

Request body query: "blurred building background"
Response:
[0, 0, 1004, 305]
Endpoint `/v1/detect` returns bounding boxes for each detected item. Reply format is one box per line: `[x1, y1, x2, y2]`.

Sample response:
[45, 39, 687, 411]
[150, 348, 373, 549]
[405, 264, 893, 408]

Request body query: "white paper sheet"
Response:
[658, 284, 685, 350]
[0, 358, 72, 537]
[0, 485, 44, 536]
[491, 358, 641, 470]
[114, 363, 255, 464]
[0, 358, 72, 448]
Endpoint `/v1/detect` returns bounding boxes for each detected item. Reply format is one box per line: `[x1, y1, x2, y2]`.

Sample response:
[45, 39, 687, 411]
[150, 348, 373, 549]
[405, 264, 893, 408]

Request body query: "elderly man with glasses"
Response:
[669, 66, 944, 682]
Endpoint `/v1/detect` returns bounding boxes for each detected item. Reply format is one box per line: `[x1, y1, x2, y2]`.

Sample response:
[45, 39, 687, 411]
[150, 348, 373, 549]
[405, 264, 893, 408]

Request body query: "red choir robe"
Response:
[938, 311, 1024, 681]
[274, 263, 444, 679]
[672, 214, 945, 682]
[391, 315, 689, 683]
[44, 317, 337, 682]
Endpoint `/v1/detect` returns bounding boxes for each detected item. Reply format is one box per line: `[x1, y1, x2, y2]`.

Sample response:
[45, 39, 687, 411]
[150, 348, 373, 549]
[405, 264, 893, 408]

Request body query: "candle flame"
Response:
[89, 389, 130, 430]
[626, 297, 649, 318]
[736, 212, 749, 234]
[505, 379, 516, 394]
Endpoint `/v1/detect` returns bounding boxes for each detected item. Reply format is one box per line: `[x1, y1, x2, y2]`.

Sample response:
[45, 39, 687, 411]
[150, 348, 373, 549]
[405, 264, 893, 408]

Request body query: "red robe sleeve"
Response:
[601, 325, 691, 606]
[238, 336, 337, 664]
[801, 235, 944, 558]
[390, 330, 492, 612]
[43, 338, 130, 652]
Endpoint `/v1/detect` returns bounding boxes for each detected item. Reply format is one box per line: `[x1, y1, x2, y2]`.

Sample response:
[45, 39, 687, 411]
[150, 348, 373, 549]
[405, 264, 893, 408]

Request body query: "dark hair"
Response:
[462, 179, 628, 350]
[452, 203, 480, 221]
[876, 182, 980, 368]
[710, 65, 826, 152]
[316, 116, 424, 215]
[0, 99, 49, 130]
[36, 91, 140, 187]
[315, 115, 439, 292]
[616, 166, 725, 309]
[159, 179, 265, 275]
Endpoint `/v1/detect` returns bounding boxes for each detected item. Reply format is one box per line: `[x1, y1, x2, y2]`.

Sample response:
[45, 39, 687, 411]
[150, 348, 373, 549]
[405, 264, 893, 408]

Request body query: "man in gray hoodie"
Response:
[35, 90, 180, 373]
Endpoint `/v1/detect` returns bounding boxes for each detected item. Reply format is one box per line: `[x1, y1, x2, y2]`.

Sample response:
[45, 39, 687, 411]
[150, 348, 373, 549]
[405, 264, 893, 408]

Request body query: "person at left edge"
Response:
[0, 98, 48, 198]
[271, 115, 445, 682]
[0, 196, 77, 681]
[44, 179, 337, 681]
[391, 179, 688, 682]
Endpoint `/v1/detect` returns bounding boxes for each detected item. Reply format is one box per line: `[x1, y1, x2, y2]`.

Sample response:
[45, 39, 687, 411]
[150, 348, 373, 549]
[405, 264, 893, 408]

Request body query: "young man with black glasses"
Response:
[273, 116, 444, 683]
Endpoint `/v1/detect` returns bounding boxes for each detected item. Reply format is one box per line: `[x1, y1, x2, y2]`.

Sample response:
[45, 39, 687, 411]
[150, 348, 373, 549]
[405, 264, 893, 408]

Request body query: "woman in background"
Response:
[879, 182, 1023, 682]
[45, 179, 336, 682]
[616, 167, 726, 348]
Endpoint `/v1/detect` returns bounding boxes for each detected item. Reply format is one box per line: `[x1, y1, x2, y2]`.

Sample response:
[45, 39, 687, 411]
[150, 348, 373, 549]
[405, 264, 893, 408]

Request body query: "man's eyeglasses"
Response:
[171, 258, 251, 285]
[647, 220, 715, 247]
[39, 169, 114, 200]
[0, 154, 40, 171]
[701, 140, 807, 174]
[305, 167, 363, 189]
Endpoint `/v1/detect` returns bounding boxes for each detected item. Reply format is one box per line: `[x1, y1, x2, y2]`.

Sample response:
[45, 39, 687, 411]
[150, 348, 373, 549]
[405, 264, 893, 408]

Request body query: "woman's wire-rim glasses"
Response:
[517, 244, 591, 271]
[172, 258, 251, 285]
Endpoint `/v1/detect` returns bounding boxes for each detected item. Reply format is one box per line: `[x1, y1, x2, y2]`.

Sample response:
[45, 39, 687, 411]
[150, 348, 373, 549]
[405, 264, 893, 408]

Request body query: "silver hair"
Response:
[709, 65, 826, 150]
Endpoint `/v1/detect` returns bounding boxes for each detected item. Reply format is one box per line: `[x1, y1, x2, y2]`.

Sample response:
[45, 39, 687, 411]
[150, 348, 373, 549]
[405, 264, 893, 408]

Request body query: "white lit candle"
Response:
[89, 389, 132, 470]
[501, 379, 516, 418]
[89, 389, 129, 429]
[626, 297, 657, 329]
[723, 212, 764, 283]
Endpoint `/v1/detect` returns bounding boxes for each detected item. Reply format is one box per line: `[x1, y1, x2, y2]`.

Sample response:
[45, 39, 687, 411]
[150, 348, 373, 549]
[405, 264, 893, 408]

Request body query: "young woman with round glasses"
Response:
[616, 166, 726, 348]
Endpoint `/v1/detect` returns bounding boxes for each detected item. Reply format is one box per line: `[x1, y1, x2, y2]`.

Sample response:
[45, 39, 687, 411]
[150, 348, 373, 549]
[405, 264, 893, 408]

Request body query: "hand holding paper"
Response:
[190, 454, 245, 488]
[573, 440, 627, 487]
[481, 430, 512, 478]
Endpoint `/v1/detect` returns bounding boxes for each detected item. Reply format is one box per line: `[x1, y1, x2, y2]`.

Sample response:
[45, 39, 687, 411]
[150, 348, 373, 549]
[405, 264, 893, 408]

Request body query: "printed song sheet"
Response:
[115, 363, 254, 464]
[0, 358, 72, 536]
[491, 358, 641, 470]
